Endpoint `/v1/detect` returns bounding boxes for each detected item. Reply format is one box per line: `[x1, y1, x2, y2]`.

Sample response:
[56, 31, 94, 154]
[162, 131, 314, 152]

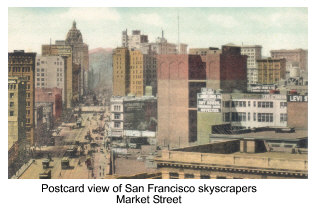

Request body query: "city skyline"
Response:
[8, 7, 307, 56]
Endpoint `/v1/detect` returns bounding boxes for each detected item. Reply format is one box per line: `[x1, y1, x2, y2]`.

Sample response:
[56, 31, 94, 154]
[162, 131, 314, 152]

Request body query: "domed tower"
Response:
[65, 20, 83, 44]
[65, 20, 89, 97]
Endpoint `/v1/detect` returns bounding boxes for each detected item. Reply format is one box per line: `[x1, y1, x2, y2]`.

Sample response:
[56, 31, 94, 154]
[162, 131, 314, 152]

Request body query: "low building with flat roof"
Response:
[155, 131, 308, 179]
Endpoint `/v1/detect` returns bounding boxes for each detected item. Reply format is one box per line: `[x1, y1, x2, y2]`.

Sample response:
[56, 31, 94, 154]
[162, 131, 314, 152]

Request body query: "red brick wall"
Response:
[35, 87, 63, 119]
[157, 55, 190, 147]
[287, 102, 308, 129]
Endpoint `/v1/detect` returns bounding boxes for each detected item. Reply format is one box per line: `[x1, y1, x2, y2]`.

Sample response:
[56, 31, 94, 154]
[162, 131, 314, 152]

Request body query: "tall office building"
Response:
[112, 48, 157, 97]
[65, 21, 89, 96]
[129, 50, 157, 96]
[42, 42, 75, 108]
[8, 50, 36, 146]
[240, 45, 262, 86]
[257, 58, 286, 84]
[35, 55, 65, 102]
[112, 48, 130, 96]
[8, 77, 27, 150]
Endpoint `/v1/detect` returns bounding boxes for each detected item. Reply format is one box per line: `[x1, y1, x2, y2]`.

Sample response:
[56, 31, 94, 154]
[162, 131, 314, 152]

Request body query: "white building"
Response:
[240, 45, 262, 87]
[122, 29, 149, 50]
[35, 55, 65, 102]
[122, 29, 187, 54]
[109, 96, 157, 138]
[222, 93, 288, 129]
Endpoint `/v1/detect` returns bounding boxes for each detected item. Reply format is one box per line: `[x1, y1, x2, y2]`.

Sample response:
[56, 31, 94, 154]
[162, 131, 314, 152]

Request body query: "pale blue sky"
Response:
[8, 7, 308, 56]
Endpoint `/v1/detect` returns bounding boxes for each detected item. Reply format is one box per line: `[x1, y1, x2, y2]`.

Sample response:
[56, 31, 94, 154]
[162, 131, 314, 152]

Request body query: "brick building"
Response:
[270, 49, 308, 73]
[157, 45, 247, 148]
[257, 58, 286, 84]
[8, 50, 36, 145]
[35, 87, 62, 119]
[287, 94, 308, 129]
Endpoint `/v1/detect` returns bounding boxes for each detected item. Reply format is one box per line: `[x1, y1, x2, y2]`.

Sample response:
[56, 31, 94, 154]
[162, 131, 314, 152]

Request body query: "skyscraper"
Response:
[8, 50, 36, 146]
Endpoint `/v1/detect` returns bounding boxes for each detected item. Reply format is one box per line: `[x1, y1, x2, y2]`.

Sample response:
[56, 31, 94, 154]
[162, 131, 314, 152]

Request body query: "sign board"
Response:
[250, 84, 276, 93]
[287, 95, 308, 102]
[197, 88, 222, 113]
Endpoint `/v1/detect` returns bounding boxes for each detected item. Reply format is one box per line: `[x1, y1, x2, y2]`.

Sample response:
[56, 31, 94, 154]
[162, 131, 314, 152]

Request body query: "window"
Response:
[280, 102, 287, 108]
[248, 112, 250, 121]
[26, 101, 30, 107]
[248, 101, 251, 107]
[10, 93, 14, 98]
[114, 105, 121, 111]
[223, 113, 230, 122]
[253, 101, 256, 107]
[253, 113, 256, 121]
[232, 112, 246, 122]
[184, 174, 194, 179]
[258, 102, 273, 108]
[114, 122, 120, 128]
[9, 111, 14, 116]
[280, 113, 287, 122]
[114, 113, 120, 119]
[10, 102, 14, 107]
[258, 113, 273, 122]
[169, 172, 179, 179]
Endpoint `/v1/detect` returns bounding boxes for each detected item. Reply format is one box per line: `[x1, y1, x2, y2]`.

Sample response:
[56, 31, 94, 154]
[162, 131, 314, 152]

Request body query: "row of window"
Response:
[223, 101, 287, 109]
[9, 67, 31, 72]
[223, 112, 287, 123]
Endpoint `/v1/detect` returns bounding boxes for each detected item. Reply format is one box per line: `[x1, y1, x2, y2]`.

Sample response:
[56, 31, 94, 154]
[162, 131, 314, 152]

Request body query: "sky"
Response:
[8, 7, 308, 56]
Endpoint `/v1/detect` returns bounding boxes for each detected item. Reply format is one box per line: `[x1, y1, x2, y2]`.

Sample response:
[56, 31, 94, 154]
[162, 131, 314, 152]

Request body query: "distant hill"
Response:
[89, 47, 113, 94]
[89, 47, 112, 55]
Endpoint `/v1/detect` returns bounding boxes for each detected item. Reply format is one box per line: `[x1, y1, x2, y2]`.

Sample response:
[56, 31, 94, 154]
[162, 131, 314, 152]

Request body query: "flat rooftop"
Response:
[211, 129, 308, 141]
[19, 157, 91, 179]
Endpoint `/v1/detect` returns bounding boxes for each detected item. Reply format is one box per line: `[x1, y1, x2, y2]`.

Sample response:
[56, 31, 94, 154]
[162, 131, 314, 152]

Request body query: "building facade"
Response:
[8, 50, 36, 145]
[65, 21, 89, 96]
[197, 88, 288, 144]
[189, 47, 221, 55]
[113, 48, 157, 97]
[157, 46, 247, 148]
[257, 58, 286, 84]
[156, 139, 307, 179]
[35, 87, 63, 119]
[8, 77, 27, 156]
[110, 96, 157, 138]
[42, 42, 74, 108]
[270, 49, 308, 74]
[35, 55, 65, 102]
[122, 29, 149, 50]
[240, 45, 262, 87]
[112, 48, 130, 96]
[287, 94, 308, 129]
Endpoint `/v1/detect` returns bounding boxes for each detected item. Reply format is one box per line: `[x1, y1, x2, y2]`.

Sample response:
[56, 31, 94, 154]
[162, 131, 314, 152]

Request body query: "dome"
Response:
[65, 20, 83, 44]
